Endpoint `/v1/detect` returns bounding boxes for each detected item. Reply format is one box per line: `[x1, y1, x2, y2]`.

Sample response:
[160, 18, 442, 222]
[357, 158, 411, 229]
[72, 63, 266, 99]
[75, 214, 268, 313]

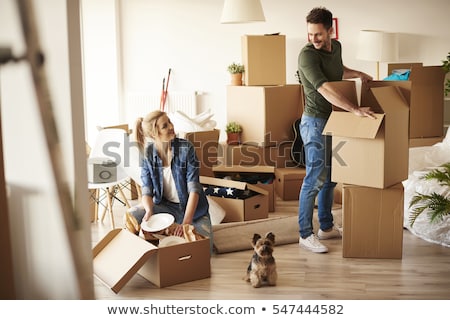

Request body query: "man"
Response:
[297, 7, 375, 253]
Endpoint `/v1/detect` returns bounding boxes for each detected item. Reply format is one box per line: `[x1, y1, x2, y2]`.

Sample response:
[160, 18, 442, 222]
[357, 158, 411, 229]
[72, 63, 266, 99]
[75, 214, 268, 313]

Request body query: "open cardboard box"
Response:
[323, 81, 409, 189]
[212, 164, 275, 212]
[93, 228, 210, 293]
[362, 63, 445, 139]
[200, 175, 269, 222]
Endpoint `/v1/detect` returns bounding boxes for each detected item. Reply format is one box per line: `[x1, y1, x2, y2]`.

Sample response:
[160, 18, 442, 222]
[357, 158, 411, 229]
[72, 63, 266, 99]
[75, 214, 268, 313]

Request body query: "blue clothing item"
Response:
[140, 137, 209, 222]
[298, 115, 337, 239]
[383, 69, 410, 81]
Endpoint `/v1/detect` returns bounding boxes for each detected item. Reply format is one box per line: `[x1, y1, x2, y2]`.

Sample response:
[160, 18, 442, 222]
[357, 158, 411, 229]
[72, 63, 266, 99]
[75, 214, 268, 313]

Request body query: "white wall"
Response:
[0, 0, 93, 299]
[82, 0, 450, 144]
[81, 0, 121, 146]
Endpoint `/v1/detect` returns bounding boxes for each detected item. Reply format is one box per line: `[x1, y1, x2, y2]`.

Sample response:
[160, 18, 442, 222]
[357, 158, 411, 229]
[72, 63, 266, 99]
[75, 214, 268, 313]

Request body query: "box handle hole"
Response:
[178, 255, 192, 261]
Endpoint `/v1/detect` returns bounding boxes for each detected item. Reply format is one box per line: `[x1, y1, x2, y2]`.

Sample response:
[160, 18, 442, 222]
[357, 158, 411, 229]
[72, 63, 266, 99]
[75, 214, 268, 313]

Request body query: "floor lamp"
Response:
[356, 30, 398, 80]
[220, 0, 265, 23]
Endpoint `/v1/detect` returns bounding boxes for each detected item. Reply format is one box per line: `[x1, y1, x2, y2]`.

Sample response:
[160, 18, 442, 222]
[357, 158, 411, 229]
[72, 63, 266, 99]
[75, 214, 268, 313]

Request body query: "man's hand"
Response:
[353, 106, 377, 119]
[359, 72, 373, 83]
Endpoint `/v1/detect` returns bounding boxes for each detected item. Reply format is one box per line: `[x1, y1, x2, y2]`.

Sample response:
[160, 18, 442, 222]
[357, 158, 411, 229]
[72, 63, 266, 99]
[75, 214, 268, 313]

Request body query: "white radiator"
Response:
[125, 91, 198, 123]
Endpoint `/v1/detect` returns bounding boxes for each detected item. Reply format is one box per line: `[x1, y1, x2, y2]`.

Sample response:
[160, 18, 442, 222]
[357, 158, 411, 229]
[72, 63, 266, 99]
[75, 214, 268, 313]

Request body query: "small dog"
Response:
[244, 232, 277, 288]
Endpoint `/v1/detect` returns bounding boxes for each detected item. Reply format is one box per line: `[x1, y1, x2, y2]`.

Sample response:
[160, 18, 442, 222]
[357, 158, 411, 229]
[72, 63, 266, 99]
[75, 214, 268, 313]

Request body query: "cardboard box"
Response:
[219, 142, 296, 168]
[409, 136, 444, 148]
[362, 63, 446, 138]
[274, 167, 306, 201]
[227, 85, 303, 146]
[200, 175, 269, 222]
[212, 165, 275, 212]
[184, 129, 220, 177]
[93, 229, 210, 293]
[242, 34, 286, 86]
[323, 82, 409, 189]
[342, 183, 404, 259]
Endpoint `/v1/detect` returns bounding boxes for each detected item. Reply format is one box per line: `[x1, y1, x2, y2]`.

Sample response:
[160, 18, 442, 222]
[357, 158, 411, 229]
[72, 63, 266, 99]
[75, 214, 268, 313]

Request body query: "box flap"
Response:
[370, 86, 409, 114]
[328, 80, 358, 110]
[93, 229, 158, 293]
[212, 164, 275, 174]
[387, 62, 422, 74]
[200, 176, 268, 195]
[323, 111, 385, 139]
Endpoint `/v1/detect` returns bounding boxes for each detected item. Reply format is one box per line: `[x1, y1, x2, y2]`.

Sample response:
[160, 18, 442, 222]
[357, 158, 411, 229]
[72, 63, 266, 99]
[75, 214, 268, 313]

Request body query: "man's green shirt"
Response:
[298, 39, 344, 119]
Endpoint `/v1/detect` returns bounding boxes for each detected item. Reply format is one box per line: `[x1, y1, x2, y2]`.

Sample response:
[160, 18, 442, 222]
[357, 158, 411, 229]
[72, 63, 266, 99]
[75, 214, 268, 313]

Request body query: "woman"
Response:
[130, 110, 213, 250]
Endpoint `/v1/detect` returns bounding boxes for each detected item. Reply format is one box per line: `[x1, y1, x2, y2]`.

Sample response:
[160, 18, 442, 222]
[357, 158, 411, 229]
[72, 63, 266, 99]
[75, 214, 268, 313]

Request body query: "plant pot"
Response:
[226, 132, 241, 145]
[230, 73, 243, 86]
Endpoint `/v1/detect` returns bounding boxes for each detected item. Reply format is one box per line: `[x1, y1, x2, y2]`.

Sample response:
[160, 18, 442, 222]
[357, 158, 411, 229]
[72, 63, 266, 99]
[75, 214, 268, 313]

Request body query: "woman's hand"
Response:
[143, 211, 152, 222]
[174, 224, 187, 237]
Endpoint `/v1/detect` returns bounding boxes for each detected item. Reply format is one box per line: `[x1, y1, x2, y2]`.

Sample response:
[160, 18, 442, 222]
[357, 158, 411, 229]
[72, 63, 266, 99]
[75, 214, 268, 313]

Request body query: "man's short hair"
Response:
[306, 7, 333, 30]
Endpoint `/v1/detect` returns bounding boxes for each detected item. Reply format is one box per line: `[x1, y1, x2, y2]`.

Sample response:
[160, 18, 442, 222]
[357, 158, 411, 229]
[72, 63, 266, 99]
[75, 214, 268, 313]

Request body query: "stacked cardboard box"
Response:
[226, 85, 304, 147]
[222, 34, 306, 203]
[324, 81, 409, 259]
[183, 129, 220, 177]
[241, 34, 286, 86]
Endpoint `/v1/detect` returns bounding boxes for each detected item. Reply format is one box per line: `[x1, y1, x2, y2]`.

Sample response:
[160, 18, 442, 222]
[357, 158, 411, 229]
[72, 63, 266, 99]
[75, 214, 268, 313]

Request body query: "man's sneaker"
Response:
[299, 234, 328, 253]
[317, 226, 342, 240]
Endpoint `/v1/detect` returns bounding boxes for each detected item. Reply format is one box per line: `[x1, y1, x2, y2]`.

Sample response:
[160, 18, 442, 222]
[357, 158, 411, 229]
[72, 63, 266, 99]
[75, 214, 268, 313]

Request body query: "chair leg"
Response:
[117, 186, 131, 208]
[99, 187, 115, 229]
[136, 184, 142, 200]
[106, 187, 115, 229]
[100, 189, 108, 222]
[89, 189, 99, 222]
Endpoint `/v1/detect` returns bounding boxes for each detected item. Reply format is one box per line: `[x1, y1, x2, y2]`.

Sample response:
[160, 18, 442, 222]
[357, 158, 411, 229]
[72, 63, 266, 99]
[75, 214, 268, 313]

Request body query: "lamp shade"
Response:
[220, 0, 265, 24]
[356, 30, 398, 62]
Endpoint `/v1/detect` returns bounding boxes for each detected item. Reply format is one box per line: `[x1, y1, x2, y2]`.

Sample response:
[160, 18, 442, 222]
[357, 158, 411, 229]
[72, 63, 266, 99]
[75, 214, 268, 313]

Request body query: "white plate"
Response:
[159, 236, 187, 247]
[141, 213, 174, 233]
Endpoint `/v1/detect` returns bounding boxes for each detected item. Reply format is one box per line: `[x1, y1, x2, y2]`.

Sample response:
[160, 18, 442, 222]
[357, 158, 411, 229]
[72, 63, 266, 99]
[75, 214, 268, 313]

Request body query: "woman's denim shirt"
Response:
[140, 138, 209, 220]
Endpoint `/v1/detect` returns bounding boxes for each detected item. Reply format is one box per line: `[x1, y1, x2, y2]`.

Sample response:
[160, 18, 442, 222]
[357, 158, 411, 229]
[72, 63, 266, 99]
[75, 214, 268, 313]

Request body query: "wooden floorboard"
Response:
[91, 196, 450, 300]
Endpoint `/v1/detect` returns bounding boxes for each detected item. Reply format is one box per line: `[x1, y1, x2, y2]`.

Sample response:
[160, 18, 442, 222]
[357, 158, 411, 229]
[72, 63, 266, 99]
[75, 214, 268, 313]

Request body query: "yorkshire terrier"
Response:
[244, 232, 277, 288]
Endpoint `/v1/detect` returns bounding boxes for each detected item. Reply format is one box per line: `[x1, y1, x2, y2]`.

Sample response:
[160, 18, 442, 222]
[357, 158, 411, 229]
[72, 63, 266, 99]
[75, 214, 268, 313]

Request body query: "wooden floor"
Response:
[91, 195, 450, 300]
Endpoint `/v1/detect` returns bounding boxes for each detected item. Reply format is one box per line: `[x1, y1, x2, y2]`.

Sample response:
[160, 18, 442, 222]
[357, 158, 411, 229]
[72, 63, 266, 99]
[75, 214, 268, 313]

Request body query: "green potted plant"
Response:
[227, 62, 245, 86]
[408, 162, 450, 226]
[442, 52, 450, 96]
[225, 121, 242, 145]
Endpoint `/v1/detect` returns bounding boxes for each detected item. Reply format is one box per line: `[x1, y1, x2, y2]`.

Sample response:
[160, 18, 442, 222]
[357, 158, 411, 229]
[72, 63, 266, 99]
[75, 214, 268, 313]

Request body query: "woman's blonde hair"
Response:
[134, 110, 166, 152]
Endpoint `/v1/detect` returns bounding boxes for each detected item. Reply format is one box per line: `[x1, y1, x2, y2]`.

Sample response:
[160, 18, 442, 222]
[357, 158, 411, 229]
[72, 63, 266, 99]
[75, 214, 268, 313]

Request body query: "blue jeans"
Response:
[298, 115, 337, 239]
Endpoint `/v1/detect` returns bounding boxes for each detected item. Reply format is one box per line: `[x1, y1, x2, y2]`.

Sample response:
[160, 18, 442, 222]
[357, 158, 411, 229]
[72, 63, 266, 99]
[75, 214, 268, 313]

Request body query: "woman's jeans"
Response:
[129, 199, 214, 252]
[298, 115, 337, 239]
